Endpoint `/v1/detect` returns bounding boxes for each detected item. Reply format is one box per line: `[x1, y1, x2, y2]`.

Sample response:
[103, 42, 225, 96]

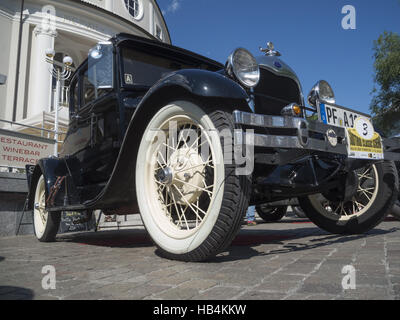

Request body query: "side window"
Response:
[83, 68, 95, 106]
[82, 64, 112, 107]
[69, 77, 79, 115]
[155, 25, 163, 41]
[83, 43, 114, 107]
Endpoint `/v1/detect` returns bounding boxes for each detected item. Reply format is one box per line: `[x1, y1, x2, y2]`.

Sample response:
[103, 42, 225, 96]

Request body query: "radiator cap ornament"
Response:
[259, 42, 281, 57]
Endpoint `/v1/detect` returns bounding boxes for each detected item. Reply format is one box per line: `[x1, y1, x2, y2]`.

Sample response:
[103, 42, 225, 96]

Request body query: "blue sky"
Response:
[159, 0, 400, 115]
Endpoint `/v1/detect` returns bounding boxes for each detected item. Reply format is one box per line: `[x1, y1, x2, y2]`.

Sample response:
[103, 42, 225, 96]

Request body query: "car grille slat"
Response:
[254, 68, 302, 116]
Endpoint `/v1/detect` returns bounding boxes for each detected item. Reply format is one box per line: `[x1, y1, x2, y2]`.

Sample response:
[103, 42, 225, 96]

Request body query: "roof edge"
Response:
[66, 0, 170, 44]
[153, 0, 172, 44]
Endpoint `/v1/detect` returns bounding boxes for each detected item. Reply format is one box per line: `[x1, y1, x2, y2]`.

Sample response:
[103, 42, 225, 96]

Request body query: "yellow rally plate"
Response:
[345, 117, 384, 160]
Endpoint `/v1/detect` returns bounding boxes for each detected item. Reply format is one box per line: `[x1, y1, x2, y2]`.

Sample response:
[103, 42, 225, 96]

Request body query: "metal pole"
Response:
[12, 0, 25, 121]
[54, 70, 60, 156]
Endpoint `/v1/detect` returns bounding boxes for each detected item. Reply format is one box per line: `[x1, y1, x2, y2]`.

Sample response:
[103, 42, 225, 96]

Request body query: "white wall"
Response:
[0, 14, 13, 120]
[81, 0, 106, 9]
[0, 0, 170, 125]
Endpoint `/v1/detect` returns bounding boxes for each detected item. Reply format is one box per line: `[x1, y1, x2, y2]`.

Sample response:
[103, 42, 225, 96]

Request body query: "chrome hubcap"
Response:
[156, 167, 174, 185]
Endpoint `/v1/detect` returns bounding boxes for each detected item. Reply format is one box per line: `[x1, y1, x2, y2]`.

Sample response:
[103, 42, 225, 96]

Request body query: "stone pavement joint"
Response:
[0, 215, 399, 300]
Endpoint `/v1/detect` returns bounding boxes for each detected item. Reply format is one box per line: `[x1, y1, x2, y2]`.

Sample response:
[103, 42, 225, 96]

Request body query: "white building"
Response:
[0, 0, 170, 135]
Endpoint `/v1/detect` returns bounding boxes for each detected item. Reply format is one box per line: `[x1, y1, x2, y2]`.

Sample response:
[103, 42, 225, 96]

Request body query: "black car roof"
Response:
[112, 33, 224, 71]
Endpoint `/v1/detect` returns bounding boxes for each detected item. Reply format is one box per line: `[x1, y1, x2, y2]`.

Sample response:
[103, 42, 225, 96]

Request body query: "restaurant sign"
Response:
[0, 128, 55, 168]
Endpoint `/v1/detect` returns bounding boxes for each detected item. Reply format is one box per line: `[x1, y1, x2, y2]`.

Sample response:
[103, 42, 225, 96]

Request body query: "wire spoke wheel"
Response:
[312, 165, 379, 221]
[299, 161, 398, 234]
[152, 117, 216, 235]
[33, 176, 48, 237]
[32, 175, 61, 242]
[136, 101, 251, 261]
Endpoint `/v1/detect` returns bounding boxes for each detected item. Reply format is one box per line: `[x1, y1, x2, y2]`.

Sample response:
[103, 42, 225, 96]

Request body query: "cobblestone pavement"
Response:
[0, 213, 399, 300]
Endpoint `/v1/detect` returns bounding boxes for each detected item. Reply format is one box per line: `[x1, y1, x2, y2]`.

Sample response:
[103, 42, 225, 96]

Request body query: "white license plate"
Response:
[318, 103, 384, 160]
[318, 103, 368, 128]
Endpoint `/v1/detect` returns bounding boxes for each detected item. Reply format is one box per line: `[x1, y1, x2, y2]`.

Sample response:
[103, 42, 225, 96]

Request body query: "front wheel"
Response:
[298, 161, 399, 234]
[135, 101, 251, 262]
[32, 175, 61, 242]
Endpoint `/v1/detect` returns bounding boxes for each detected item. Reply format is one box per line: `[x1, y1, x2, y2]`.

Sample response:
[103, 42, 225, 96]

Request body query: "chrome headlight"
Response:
[226, 48, 260, 88]
[307, 80, 336, 107]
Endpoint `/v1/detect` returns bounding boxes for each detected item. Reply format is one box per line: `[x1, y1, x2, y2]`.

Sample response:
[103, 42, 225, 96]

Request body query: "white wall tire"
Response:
[298, 161, 399, 234]
[33, 175, 61, 242]
[135, 101, 251, 261]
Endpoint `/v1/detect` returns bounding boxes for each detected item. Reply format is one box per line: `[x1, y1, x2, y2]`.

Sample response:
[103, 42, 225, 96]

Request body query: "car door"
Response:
[61, 43, 119, 194]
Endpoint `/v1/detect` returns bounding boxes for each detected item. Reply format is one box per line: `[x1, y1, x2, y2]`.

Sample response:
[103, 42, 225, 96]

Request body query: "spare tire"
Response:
[255, 205, 288, 222]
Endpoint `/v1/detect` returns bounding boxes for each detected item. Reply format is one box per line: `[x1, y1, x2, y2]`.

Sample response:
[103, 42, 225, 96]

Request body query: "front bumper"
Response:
[233, 110, 400, 161]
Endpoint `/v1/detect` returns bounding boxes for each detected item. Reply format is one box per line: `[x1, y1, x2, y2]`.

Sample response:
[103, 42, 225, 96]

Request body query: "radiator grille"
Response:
[254, 68, 302, 116]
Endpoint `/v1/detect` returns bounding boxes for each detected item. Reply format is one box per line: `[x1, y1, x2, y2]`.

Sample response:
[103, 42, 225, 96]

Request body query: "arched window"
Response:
[124, 0, 143, 20]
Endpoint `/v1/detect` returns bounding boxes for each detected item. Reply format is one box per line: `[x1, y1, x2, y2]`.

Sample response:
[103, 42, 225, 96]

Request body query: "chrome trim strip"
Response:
[233, 110, 303, 129]
[234, 131, 348, 155]
[232, 111, 400, 160]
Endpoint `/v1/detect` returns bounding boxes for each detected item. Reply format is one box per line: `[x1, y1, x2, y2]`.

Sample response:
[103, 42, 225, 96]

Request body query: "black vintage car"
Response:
[27, 34, 400, 262]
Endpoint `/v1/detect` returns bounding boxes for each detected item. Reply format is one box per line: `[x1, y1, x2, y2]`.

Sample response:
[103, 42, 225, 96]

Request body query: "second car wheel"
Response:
[32, 175, 61, 242]
[256, 205, 288, 222]
[298, 161, 399, 234]
[135, 100, 251, 262]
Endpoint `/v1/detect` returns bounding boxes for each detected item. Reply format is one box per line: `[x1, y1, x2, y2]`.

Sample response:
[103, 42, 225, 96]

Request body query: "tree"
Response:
[370, 31, 400, 137]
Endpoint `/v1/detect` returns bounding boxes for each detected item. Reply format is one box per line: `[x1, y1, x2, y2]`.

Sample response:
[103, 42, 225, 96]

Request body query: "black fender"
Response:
[26, 158, 69, 210]
[148, 69, 249, 100]
[83, 69, 253, 209]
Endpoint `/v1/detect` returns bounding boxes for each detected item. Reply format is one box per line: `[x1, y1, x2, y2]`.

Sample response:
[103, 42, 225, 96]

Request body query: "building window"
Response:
[156, 25, 163, 41]
[124, 0, 143, 20]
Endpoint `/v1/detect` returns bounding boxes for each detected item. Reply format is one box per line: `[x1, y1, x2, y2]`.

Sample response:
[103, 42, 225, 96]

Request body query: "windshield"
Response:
[121, 47, 194, 87]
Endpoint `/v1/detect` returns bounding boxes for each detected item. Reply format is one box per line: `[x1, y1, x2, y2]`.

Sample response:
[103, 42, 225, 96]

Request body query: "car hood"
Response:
[256, 55, 303, 98]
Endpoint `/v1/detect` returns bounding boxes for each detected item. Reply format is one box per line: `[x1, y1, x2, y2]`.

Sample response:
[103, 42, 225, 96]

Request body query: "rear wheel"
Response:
[392, 199, 400, 220]
[136, 100, 251, 262]
[298, 161, 398, 234]
[32, 175, 61, 242]
[292, 206, 307, 218]
[256, 205, 288, 222]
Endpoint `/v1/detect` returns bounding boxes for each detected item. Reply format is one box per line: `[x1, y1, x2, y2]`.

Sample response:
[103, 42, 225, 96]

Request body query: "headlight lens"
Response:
[226, 48, 260, 88]
[307, 80, 335, 107]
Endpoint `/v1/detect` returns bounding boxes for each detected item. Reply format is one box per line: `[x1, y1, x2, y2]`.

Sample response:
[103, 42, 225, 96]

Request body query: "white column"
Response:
[27, 25, 57, 118]
[149, 2, 154, 36]
[105, 0, 113, 12]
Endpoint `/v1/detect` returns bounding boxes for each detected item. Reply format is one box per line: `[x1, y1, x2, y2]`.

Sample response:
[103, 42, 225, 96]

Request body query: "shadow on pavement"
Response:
[55, 221, 399, 263]
[0, 286, 34, 300]
[57, 229, 154, 248]
[211, 226, 399, 263]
